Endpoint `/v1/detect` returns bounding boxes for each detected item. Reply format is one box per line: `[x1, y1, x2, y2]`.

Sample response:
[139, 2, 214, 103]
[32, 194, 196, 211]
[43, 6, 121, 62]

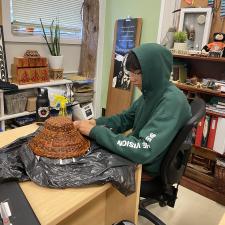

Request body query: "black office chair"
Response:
[139, 97, 206, 225]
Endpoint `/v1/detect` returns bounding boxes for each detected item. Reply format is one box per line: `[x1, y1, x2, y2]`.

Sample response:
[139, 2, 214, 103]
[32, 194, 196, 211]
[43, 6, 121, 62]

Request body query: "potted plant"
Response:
[173, 31, 187, 50]
[40, 18, 63, 69]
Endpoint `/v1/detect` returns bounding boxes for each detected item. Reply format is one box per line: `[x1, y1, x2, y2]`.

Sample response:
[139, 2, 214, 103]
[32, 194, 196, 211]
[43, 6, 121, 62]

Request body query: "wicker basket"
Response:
[4, 93, 27, 115]
[28, 116, 90, 159]
[214, 159, 225, 194]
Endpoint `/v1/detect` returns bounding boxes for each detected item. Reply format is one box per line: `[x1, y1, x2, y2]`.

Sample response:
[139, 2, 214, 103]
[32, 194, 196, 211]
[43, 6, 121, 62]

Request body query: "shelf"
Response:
[0, 111, 36, 121]
[173, 82, 225, 98]
[16, 79, 72, 90]
[185, 166, 214, 188]
[206, 110, 225, 118]
[192, 145, 224, 160]
[173, 54, 225, 63]
[175, 53, 225, 206]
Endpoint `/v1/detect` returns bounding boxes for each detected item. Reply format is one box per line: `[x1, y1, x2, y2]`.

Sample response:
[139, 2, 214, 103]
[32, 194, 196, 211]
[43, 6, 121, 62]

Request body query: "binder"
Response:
[207, 116, 218, 149]
[195, 116, 205, 147]
[213, 117, 225, 154]
[0, 182, 40, 225]
[201, 115, 211, 147]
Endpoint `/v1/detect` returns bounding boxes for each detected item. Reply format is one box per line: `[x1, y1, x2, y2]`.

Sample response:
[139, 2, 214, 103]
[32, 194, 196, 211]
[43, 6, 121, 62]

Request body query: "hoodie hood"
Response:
[130, 43, 173, 137]
[132, 43, 173, 98]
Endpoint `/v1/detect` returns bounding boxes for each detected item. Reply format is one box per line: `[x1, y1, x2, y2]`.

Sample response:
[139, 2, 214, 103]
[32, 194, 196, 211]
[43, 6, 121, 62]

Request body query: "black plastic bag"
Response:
[0, 130, 136, 195]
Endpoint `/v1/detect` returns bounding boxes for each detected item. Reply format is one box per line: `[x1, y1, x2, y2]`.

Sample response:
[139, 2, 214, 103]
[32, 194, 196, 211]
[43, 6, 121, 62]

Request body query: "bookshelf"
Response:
[173, 82, 225, 118]
[173, 54, 225, 205]
[174, 82, 225, 98]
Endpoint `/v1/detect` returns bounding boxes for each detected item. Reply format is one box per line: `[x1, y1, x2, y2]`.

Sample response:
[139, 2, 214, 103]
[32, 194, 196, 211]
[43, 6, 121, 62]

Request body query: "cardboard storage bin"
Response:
[26, 97, 36, 112]
[4, 93, 27, 115]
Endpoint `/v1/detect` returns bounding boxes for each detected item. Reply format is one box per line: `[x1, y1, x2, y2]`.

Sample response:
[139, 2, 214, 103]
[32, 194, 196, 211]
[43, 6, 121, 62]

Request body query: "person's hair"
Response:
[125, 51, 141, 72]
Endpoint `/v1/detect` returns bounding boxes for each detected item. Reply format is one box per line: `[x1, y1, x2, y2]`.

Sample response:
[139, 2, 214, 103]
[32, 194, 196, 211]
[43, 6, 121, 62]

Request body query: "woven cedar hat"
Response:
[28, 116, 90, 159]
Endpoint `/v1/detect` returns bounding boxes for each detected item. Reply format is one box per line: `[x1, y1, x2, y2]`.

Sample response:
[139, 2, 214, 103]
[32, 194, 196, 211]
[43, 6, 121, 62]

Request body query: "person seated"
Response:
[74, 43, 191, 183]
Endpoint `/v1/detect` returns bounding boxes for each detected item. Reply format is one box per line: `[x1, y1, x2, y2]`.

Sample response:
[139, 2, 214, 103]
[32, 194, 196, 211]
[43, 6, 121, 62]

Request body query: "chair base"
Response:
[139, 206, 166, 225]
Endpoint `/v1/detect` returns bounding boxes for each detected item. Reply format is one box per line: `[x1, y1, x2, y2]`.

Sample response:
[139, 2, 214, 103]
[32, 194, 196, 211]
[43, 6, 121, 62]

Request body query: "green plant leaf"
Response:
[40, 18, 61, 56]
[40, 18, 53, 55]
[174, 31, 187, 43]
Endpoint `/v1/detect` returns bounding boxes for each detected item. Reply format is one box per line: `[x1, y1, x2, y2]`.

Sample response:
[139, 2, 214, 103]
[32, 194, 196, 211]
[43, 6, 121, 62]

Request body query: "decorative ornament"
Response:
[24, 50, 40, 58]
[197, 15, 206, 25]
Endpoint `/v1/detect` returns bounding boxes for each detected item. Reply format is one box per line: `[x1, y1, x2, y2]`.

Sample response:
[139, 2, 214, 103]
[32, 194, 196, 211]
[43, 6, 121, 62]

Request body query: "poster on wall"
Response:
[0, 25, 8, 82]
[112, 18, 138, 90]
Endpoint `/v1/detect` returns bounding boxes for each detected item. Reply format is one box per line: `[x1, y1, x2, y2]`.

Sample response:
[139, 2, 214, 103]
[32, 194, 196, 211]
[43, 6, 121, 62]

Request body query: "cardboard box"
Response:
[26, 97, 36, 112]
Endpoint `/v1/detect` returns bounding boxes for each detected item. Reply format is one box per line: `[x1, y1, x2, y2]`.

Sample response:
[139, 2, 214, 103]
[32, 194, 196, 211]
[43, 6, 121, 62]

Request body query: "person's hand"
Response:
[73, 120, 95, 136]
[89, 119, 96, 126]
[73, 119, 96, 127]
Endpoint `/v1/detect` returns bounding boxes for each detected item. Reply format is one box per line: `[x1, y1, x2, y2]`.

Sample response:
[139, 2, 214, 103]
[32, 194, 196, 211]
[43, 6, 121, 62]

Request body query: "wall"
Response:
[100, 0, 162, 109]
[5, 42, 81, 76]
[0, 0, 81, 77]
[181, 0, 225, 40]
[158, 0, 181, 44]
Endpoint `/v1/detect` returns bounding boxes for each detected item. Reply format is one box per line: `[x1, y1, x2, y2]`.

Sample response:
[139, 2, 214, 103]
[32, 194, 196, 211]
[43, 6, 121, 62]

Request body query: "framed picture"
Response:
[0, 25, 8, 82]
[178, 8, 213, 50]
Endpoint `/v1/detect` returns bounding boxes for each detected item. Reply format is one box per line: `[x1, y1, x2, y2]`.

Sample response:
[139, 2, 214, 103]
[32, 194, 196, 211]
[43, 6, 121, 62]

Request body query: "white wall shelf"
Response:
[0, 111, 36, 121]
[0, 79, 73, 131]
[17, 79, 72, 90]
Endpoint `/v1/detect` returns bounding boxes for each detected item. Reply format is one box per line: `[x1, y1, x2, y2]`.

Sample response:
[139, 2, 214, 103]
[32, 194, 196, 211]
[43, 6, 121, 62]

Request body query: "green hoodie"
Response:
[90, 43, 191, 176]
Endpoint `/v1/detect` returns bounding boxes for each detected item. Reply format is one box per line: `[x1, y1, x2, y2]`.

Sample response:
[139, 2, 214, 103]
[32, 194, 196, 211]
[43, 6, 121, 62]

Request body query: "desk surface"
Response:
[0, 124, 141, 225]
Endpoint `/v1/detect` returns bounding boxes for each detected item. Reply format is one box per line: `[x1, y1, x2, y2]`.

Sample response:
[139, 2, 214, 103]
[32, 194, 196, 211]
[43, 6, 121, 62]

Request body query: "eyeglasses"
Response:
[129, 70, 141, 76]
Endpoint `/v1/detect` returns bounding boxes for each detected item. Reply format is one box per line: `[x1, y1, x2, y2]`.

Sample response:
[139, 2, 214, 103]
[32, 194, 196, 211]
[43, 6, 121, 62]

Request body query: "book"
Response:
[201, 115, 211, 147]
[195, 116, 205, 147]
[207, 116, 218, 149]
[213, 117, 225, 154]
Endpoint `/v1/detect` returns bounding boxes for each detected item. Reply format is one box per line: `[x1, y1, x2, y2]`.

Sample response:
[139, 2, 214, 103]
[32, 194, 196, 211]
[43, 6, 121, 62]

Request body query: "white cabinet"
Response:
[0, 79, 72, 131]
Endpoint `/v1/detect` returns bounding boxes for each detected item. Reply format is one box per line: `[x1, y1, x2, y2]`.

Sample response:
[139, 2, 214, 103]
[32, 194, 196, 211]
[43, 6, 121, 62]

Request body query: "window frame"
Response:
[1, 0, 82, 45]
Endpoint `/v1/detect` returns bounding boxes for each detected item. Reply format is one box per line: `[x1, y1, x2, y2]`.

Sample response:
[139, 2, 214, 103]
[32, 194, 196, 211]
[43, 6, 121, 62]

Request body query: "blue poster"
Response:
[112, 18, 138, 90]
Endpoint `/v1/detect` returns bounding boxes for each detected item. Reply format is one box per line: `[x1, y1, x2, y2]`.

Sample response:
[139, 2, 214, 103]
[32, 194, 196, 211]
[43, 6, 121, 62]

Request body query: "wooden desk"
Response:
[0, 124, 141, 225]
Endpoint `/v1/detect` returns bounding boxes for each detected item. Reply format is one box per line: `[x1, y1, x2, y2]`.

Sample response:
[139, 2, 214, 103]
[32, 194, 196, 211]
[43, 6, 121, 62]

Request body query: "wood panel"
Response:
[105, 18, 142, 116]
[78, 0, 99, 78]
[181, 0, 225, 41]
[184, 166, 215, 188]
[58, 193, 107, 225]
[192, 146, 219, 161]
[105, 165, 141, 225]
[181, 176, 225, 205]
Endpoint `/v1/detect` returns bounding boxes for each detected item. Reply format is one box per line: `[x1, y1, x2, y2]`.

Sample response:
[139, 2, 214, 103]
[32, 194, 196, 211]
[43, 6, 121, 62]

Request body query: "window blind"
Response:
[11, 0, 83, 38]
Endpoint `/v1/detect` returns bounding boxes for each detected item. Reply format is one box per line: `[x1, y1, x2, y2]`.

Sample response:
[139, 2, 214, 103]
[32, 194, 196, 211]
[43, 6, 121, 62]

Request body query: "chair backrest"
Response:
[160, 97, 206, 186]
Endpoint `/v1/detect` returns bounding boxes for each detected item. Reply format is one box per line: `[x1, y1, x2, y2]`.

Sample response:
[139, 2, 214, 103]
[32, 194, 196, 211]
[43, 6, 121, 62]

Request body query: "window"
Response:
[10, 0, 83, 40]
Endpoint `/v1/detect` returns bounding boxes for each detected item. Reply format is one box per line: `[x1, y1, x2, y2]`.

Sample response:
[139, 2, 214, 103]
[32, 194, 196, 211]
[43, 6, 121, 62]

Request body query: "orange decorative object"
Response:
[12, 66, 50, 84]
[14, 57, 48, 68]
[12, 52, 50, 84]
[184, 0, 194, 5]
